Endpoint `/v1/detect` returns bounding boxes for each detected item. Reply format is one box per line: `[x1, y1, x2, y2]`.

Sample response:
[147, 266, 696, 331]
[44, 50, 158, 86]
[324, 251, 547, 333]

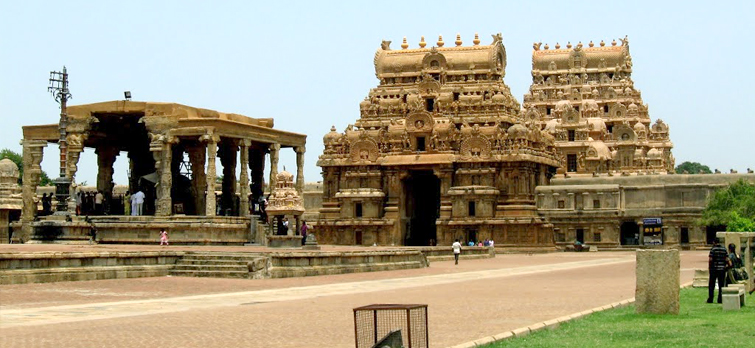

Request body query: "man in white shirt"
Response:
[94, 191, 104, 215]
[452, 239, 462, 265]
[131, 190, 145, 216]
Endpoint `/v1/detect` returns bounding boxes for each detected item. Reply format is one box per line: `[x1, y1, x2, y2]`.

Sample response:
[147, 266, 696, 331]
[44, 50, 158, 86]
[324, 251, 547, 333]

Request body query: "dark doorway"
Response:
[567, 154, 577, 172]
[680, 227, 689, 244]
[620, 221, 639, 245]
[706, 225, 726, 244]
[404, 170, 440, 246]
[576, 228, 585, 244]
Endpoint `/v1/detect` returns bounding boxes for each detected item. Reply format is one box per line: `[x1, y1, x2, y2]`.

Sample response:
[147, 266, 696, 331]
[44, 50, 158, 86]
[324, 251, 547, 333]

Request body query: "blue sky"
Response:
[1, 1, 753, 185]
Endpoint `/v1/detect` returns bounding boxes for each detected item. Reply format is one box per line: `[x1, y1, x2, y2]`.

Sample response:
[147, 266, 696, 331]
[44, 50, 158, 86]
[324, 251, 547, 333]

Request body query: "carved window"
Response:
[558, 200, 565, 209]
[430, 60, 440, 68]
[546, 107, 551, 115]
[593, 199, 601, 209]
[593, 232, 601, 242]
[468, 201, 476, 217]
[568, 130, 576, 141]
[416, 137, 426, 152]
[607, 125, 613, 133]
[355, 202, 363, 218]
[621, 133, 630, 141]
[425, 98, 435, 112]
[576, 229, 585, 243]
[604, 105, 609, 113]
[453, 92, 460, 101]
[567, 154, 577, 172]
[471, 175, 480, 185]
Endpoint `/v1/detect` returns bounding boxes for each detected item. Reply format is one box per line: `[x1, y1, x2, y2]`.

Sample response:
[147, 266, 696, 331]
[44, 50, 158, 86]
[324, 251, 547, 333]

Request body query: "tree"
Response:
[700, 179, 755, 231]
[0, 148, 53, 186]
[675, 161, 712, 174]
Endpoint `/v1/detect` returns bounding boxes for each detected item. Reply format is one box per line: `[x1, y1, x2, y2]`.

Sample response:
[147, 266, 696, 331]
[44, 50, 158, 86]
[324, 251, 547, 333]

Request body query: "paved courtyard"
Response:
[0, 247, 706, 348]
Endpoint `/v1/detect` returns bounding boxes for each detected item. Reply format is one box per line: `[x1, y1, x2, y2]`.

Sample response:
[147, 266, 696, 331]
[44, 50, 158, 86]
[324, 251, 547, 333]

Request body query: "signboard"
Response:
[643, 217, 662, 225]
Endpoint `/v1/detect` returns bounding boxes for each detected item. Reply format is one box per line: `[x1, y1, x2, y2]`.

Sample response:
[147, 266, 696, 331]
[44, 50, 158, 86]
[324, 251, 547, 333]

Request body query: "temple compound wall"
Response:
[524, 38, 674, 175]
[316, 34, 560, 247]
[538, 174, 755, 249]
[20, 101, 306, 244]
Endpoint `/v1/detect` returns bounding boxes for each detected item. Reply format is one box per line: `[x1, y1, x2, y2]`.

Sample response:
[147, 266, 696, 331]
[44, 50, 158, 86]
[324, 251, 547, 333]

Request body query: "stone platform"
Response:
[0, 246, 436, 284]
[30, 215, 253, 245]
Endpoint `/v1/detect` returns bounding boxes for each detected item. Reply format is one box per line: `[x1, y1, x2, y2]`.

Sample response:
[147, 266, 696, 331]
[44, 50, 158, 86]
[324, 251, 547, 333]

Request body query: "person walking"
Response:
[707, 239, 731, 303]
[131, 189, 145, 216]
[452, 239, 462, 265]
[159, 229, 169, 246]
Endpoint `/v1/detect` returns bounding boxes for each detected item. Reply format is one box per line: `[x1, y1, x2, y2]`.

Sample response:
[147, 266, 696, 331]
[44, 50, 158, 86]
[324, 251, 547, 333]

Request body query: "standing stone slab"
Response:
[635, 249, 679, 314]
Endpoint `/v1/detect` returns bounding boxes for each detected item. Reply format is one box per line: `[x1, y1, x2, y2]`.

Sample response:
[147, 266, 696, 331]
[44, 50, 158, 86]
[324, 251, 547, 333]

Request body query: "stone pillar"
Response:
[20, 139, 47, 242]
[219, 140, 238, 215]
[295, 146, 305, 195]
[635, 249, 680, 314]
[269, 143, 280, 192]
[239, 139, 251, 217]
[187, 143, 207, 215]
[96, 146, 119, 198]
[150, 136, 173, 216]
[250, 147, 265, 206]
[203, 134, 219, 216]
[66, 136, 85, 214]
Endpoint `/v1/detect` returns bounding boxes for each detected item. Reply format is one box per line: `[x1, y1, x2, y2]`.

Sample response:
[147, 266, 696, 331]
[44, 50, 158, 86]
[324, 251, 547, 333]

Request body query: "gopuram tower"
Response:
[317, 33, 560, 247]
[523, 38, 674, 175]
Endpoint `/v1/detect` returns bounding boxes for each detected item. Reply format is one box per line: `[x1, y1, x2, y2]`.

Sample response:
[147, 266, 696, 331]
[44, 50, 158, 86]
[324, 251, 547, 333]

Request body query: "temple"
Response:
[523, 38, 674, 175]
[19, 101, 306, 244]
[316, 34, 560, 247]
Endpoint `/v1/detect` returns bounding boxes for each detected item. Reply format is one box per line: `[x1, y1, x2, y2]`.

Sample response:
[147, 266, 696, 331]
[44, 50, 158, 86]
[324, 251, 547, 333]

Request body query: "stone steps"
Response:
[270, 260, 425, 278]
[169, 269, 251, 279]
[168, 252, 268, 279]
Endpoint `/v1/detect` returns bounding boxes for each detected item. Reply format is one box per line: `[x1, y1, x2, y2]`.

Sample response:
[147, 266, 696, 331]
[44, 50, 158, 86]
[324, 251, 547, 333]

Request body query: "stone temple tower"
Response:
[316, 33, 560, 247]
[523, 37, 674, 175]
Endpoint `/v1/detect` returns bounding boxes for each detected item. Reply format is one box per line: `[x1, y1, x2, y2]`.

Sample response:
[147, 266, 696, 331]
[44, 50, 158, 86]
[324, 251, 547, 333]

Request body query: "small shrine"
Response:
[266, 169, 305, 247]
[0, 159, 22, 243]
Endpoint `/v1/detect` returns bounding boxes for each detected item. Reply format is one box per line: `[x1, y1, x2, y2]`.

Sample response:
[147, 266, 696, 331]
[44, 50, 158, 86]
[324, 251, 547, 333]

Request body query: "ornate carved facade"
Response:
[317, 34, 560, 247]
[524, 38, 674, 175]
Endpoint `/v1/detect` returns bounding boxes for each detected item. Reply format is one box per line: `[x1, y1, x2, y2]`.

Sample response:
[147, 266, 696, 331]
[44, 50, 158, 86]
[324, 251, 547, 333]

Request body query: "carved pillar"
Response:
[150, 136, 173, 216]
[269, 143, 280, 192]
[96, 145, 119, 199]
[187, 143, 207, 215]
[295, 146, 305, 195]
[239, 139, 251, 217]
[219, 139, 238, 215]
[20, 140, 47, 242]
[66, 134, 86, 214]
[203, 134, 219, 216]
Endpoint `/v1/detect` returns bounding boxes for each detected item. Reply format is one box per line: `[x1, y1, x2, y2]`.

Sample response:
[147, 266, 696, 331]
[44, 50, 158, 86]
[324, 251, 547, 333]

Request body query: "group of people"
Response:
[466, 239, 494, 247]
[708, 239, 753, 303]
[74, 191, 105, 216]
[123, 190, 145, 216]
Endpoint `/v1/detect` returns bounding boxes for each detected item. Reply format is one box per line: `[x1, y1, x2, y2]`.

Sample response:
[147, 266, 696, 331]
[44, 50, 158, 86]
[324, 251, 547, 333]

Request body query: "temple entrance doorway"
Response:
[620, 221, 639, 245]
[403, 170, 439, 246]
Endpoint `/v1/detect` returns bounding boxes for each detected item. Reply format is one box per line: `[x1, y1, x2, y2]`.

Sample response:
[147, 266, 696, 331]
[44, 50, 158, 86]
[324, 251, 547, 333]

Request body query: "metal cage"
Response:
[353, 304, 428, 348]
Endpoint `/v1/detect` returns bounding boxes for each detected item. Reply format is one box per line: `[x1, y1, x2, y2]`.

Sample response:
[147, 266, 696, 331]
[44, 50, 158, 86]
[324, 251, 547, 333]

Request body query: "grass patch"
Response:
[483, 288, 755, 348]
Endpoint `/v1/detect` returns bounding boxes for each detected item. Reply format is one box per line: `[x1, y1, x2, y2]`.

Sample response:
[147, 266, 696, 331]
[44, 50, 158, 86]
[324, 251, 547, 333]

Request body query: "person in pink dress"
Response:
[159, 229, 169, 246]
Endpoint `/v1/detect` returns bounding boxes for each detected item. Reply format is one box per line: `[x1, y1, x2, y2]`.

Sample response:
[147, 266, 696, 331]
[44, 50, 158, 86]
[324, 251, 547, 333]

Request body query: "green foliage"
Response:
[675, 161, 712, 174]
[701, 179, 755, 231]
[0, 148, 54, 186]
[485, 288, 755, 348]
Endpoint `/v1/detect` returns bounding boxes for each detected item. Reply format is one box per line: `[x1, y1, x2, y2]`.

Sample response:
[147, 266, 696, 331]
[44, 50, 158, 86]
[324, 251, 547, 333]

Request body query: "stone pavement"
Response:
[0, 250, 706, 348]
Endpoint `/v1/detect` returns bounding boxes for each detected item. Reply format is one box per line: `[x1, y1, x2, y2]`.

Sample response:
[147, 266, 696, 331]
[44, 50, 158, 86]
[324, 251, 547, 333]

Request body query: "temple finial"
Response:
[401, 37, 408, 49]
[419, 36, 426, 48]
[473, 33, 480, 45]
[455, 33, 462, 46]
[600, 40, 605, 47]
[611, 39, 617, 46]
[589, 41, 594, 47]
[437, 35, 444, 47]
[566, 42, 572, 49]
[555, 42, 561, 49]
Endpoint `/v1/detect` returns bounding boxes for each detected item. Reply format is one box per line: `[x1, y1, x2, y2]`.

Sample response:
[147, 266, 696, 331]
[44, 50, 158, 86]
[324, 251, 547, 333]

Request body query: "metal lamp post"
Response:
[48, 66, 72, 215]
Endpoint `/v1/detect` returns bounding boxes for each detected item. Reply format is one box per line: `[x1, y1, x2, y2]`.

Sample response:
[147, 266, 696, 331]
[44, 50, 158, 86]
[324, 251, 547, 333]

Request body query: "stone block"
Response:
[635, 249, 679, 314]
[692, 269, 709, 287]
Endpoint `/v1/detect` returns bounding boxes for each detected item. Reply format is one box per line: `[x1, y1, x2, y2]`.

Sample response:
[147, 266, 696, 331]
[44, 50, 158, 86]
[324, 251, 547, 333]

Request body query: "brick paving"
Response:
[0, 248, 707, 348]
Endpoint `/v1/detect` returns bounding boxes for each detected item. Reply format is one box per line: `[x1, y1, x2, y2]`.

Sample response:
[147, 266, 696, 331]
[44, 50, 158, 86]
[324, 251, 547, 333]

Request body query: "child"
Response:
[159, 229, 169, 246]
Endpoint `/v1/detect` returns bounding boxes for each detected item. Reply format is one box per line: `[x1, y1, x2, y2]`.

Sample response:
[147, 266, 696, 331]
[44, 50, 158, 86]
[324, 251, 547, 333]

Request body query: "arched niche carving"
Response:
[422, 50, 448, 70]
[349, 138, 379, 163]
[460, 135, 492, 159]
[405, 111, 434, 133]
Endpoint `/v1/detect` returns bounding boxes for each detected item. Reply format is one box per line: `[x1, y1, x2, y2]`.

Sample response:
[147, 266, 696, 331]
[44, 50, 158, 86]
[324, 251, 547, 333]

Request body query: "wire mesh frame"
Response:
[353, 304, 428, 348]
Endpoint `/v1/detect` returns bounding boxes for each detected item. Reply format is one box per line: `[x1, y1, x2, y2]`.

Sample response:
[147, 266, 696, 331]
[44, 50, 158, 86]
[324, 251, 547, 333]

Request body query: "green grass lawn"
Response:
[483, 288, 755, 348]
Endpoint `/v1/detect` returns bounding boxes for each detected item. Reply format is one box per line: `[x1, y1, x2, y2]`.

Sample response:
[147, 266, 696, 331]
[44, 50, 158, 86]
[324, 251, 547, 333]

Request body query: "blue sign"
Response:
[643, 218, 662, 225]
